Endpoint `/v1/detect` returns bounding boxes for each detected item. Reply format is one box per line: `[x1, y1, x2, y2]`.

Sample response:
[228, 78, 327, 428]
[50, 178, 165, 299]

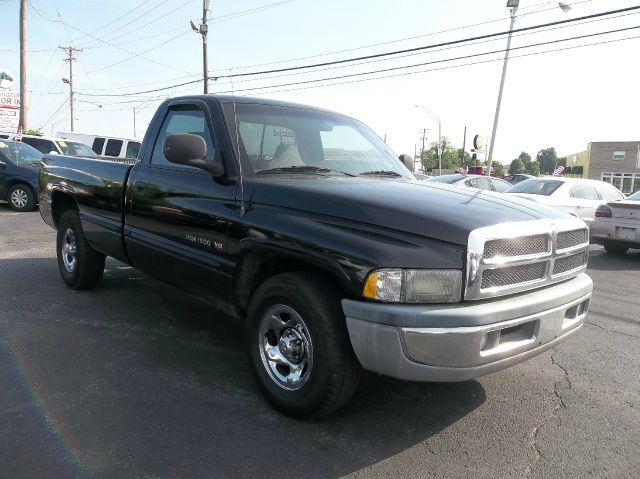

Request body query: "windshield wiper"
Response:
[359, 170, 403, 177]
[256, 166, 355, 176]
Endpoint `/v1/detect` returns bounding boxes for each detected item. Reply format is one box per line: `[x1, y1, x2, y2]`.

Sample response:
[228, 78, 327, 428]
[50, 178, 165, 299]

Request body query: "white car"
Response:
[505, 177, 625, 227]
[591, 190, 640, 254]
[2, 133, 97, 158]
[428, 174, 513, 192]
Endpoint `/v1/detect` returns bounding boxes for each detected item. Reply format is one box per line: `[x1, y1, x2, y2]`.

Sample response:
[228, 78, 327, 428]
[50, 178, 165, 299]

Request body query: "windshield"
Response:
[507, 179, 563, 196]
[56, 140, 98, 158]
[428, 174, 464, 184]
[0, 140, 43, 166]
[628, 191, 640, 201]
[225, 102, 412, 178]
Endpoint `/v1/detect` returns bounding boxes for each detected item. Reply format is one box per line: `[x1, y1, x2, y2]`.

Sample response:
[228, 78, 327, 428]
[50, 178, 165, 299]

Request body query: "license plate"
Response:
[616, 227, 636, 240]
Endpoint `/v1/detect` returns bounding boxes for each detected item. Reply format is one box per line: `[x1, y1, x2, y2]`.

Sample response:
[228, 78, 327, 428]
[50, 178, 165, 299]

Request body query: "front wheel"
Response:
[8, 184, 36, 211]
[56, 210, 106, 289]
[246, 272, 361, 418]
[604, 242, 628, 255]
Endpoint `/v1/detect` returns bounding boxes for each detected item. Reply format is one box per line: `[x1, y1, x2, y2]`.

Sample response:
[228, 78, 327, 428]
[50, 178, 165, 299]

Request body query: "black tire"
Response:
[603, 242, 628, 255]
[56, 210, 106, 290]
[7, 184, 36, 212]
[246, 272, 361, 418]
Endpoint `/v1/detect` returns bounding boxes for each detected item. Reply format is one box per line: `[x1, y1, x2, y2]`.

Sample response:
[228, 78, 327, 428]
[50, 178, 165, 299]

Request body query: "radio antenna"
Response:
[229, 70, 245, 215]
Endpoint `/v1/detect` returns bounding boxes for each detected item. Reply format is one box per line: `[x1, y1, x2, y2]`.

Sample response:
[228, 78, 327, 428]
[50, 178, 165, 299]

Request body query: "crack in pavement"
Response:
[584, 321, 640, 341]
[523, 426, 541, 479]
[522, 349, 572, 477]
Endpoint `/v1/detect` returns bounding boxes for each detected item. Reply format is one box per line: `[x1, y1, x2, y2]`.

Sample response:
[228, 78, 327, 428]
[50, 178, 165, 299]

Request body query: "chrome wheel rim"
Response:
[258, 304, 313, 391]
[61, 228, 77, 272]
[10, 188, 28, 208]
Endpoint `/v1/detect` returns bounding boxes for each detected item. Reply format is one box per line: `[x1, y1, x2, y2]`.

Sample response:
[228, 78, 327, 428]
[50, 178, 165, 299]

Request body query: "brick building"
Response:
[565, 141, 640, 195]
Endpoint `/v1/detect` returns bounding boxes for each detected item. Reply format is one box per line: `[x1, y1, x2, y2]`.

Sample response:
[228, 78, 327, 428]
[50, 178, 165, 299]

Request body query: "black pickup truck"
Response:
[39, 95, 593, 417]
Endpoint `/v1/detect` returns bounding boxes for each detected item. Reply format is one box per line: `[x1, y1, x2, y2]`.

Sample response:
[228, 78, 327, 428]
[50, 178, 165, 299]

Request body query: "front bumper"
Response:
[342, 273, 592, 382]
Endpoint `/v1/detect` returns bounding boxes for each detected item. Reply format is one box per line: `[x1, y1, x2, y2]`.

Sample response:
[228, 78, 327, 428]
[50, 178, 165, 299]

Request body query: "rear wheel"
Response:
[246, 272, 361, 418]
[8, 184, 35, 211]
[56, 210, 106, 289]
[603, 242, 628, 255]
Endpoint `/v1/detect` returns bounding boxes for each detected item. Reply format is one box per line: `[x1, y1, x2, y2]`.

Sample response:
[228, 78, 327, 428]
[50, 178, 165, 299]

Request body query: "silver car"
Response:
[428, 174, 512, 192]
[505, 177, 625, 227]
[591, 190, 640, 254]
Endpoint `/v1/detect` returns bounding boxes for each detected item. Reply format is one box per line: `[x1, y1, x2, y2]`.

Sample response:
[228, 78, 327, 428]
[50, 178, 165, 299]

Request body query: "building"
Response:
[564, 141, 640, 195]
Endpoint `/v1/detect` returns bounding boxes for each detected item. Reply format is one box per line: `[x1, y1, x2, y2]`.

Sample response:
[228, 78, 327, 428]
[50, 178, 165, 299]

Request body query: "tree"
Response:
[491, 161, 504, 174]
[517, 151, 531, 164]
[509, 158, 526, 174]
[526, 161, 541, 176]
[536, 147, 558, 175]
[23, 128, 42, 136]
[421, 137, 465, 171]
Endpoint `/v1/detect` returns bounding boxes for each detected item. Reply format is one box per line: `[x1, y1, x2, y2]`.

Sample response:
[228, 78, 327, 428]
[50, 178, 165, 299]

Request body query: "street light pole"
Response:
[487, 1, 518, 173]
[487, 1, 571, 174]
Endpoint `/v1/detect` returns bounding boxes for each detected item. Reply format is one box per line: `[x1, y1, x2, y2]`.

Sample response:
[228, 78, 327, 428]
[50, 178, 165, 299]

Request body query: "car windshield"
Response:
[56, 140, 98, 158]
[428, 174, 464, 184]
[507, 179, 563, 196]
[226, 102, 412, 178]
[627, 191, 640, 201]
[0, 140, 43, 166]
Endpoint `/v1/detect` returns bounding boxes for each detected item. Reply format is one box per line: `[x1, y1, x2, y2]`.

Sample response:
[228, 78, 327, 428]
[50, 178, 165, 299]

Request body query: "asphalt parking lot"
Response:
[1, 205, 639, 478]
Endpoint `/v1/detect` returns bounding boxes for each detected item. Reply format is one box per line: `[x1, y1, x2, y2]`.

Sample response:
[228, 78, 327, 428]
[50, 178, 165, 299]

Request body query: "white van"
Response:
[57, 132, 141, 160]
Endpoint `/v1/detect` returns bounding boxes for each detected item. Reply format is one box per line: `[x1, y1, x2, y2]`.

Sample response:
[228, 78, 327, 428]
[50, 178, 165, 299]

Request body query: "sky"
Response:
[1, 0, 638, 165]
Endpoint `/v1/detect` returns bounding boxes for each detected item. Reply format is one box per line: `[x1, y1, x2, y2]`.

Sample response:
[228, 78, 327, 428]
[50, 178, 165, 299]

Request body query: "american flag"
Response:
[553, 165, 565, 176]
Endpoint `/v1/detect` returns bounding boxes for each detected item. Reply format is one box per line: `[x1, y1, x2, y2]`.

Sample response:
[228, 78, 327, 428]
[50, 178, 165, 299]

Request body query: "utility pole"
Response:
[461, 126, 467, 164]
[59, 46, 82, 132]
[191, 0, 212, 94]
[133, 107, 136, 137]
[19, 0, 27, 131]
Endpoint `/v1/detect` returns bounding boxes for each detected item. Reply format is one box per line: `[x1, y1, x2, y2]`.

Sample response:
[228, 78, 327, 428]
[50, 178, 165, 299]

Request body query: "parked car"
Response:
[505, 177, 625, 227]
[504, 173, 535, 185]
[0, 140, 41, 211]
[428, 173, 512, 192]
[39, 95, 593, 417]
[57, 132, 141, 160]
[413, 172, 431, 180]
[3, 133, 97, 158]
[591, 190, 640, 254]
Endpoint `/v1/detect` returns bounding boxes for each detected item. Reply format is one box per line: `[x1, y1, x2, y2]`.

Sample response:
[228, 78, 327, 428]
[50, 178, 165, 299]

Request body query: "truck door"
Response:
[124, 101, 237, 302]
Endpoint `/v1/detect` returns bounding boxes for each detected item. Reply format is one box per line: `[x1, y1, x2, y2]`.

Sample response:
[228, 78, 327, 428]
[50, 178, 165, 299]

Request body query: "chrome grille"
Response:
[466, 218, 590, 300]
[553, 252, 587, 275]
[557, 229, 588, 250]
[484, 234, 549, 259]
[481, 262, 547, 289]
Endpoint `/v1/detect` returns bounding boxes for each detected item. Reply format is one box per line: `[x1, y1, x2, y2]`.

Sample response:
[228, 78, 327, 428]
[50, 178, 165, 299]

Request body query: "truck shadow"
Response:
[1, 256, 486, 478]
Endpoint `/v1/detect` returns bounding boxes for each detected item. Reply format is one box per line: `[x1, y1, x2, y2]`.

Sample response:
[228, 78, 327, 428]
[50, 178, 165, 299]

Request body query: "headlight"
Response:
[362, 269, 462, 303]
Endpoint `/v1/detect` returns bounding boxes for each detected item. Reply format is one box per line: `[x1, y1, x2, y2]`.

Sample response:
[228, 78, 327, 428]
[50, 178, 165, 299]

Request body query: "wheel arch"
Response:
[232, 245, 358, 318]
[51, 190, 79, 228]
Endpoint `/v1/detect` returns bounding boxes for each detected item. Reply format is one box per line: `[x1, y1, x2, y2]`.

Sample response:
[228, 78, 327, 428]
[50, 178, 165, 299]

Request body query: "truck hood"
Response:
[245, 177, 569, 245]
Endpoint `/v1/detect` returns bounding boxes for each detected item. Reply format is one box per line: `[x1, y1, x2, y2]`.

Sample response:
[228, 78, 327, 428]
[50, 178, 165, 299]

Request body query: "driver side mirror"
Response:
[163, 133, 224, 176]
[399, 154, 414, 172]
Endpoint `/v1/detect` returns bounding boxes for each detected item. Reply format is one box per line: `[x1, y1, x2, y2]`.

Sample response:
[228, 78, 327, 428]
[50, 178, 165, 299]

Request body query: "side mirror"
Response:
[49, 151, 59, 155]
[163, 133, 224, 176]
[399, 153, 414, 172]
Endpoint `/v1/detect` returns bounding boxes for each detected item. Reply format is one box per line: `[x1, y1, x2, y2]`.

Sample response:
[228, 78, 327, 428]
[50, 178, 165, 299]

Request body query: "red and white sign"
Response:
[0, 90, 27, 132]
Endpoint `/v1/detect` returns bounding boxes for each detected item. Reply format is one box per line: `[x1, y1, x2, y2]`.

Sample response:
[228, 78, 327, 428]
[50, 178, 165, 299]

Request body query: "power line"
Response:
[209, 4, 640, 80]
[209, 25, 640, 95]
[75, 5, 640, 98]
[27, 0, 191, 75]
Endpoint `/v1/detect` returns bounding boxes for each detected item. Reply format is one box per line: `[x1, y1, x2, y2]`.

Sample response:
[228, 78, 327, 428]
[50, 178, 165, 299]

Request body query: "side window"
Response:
[492, 179, 510, 193]
[571, 182, 599, 200]
[598, 183, 624, 201]
[473, 177, 491, 190]
[125, 141, 141, 159]
[23, 137, 55, 154]
[92, 137, 105, 155]
[150, 107, 214, 168]
[105, 139, 123, 157]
